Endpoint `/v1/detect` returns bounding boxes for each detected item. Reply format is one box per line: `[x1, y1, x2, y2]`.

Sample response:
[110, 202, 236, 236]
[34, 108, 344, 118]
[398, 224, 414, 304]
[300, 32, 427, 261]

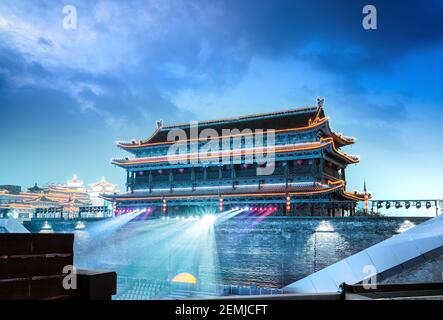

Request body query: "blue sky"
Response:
[0, 0, 442, 201]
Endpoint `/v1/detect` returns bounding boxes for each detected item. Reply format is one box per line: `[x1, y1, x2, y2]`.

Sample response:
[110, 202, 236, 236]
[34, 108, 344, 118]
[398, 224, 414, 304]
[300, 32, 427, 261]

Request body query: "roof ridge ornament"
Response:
[156, 119, 163, 129]
[310, 97, 325, 125]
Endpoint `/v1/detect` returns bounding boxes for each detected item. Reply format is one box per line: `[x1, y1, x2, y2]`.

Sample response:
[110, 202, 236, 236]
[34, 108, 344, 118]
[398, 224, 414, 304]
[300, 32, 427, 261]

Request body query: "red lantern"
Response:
[219, 196, 223, 212]
[286, 194, 291, 213]
[296, 160, 303, 166]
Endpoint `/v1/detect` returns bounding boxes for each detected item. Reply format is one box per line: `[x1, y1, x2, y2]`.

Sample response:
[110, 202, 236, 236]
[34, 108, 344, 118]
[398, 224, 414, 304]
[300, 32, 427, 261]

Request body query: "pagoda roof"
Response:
[62, 198, 90, 205]
[340, 190, 370, 201]
[27, 183, 47, 193]
[25, 194, 58, 203]
[103, 179, 367, 203]
[112, 137, 359, 168]
[331, 131, 355, 146]
[118, 106, 324, 149]
[101, 180, 351, 202]
[0, 203, 37, 210]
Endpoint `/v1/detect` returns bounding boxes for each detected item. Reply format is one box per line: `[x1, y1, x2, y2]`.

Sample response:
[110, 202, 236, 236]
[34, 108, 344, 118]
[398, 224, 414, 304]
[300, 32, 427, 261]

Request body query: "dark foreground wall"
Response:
[0, 233, 117, 300]
[0, 233, 73, 299]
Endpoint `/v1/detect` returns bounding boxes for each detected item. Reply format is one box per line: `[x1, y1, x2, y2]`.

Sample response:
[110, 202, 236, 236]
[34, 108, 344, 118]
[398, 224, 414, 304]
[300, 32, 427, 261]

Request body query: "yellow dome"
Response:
[171, 272, 197, 284]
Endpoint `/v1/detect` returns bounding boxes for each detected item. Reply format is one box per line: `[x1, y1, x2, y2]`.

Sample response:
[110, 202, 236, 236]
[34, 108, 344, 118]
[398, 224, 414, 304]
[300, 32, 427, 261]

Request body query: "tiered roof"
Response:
[102, 179, 367, 202]
[117, 105, 355, 150]
[102, 181, 342, 201]
[112, 137, 359, 168]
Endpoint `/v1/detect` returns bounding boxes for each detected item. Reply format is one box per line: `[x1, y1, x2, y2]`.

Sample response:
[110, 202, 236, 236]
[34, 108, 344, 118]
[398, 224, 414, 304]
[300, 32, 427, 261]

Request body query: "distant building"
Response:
[88, 176, 119, 206]
[27, 183, 47, 193]
[0, 185, 21, 194]
[0, 175, 118, 220]
[66, 174, 84, 188]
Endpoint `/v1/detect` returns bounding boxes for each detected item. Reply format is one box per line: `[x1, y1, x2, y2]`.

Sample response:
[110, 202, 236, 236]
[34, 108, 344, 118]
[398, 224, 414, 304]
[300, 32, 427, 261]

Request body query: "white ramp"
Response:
[283, 215, 443, 293]
[0, 218, 29, 233]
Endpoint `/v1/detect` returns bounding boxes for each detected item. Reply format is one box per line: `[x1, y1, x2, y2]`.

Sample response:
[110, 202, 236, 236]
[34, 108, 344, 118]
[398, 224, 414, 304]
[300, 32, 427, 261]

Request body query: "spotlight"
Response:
[416, 202, 422, 209]
[175, 217, 180, 220]
[426, 201, 432, 209]
[75, 221, 85, 230]
[41, 221, 52, 230]
[395, 202, 402, 209]
[405, 201, 410, 209]
[386, 201, 391, 209]
[235, 207, 239, 210]
[161, 217, 165, 220]
[377, 201, 383, 209]
[166, 217, 170, 220]
[202, 214, 216, 224]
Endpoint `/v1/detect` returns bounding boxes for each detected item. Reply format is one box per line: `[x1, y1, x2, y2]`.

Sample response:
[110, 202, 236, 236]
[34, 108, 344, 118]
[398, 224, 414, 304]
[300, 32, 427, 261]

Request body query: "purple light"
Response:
[139, 171, 144, 175]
